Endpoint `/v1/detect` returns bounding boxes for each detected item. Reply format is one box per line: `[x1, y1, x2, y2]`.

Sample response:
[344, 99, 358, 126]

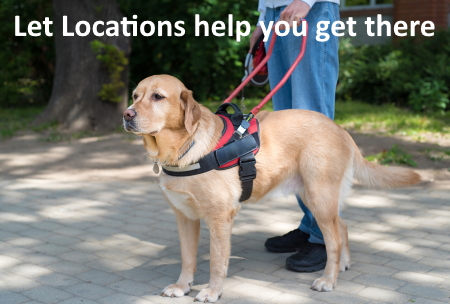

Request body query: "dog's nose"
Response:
[123, 109, 136, 122]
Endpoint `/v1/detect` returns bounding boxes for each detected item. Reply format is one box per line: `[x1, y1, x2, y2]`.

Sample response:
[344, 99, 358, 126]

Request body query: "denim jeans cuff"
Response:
[299, 223, 325, 245]
[308, 231, 325, 245]
[298, 222, 310, 235]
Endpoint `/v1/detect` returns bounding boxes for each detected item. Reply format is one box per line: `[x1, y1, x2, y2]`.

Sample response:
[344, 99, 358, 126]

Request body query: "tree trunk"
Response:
[35, 0, 131, 131]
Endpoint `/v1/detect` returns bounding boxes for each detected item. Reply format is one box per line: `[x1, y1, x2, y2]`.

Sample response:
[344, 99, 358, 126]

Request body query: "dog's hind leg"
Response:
[301, 185, 342, 292]
[161, 207, 200, 298]
[195, 213, 235, 303]
[312, 213, 342, 291]
[338, 167, 352, 272]
[338, 217, 350, 272]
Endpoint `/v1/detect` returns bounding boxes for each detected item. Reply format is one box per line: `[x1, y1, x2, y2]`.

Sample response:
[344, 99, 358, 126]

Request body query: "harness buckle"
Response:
[239, 154, 257, 182]
[234, 120, 250, 138]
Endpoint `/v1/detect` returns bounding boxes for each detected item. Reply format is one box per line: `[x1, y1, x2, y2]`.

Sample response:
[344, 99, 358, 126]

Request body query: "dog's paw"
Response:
[194, 288, 222, 303]
[161, 283, 190, 297]
[311, 277, 335, 292]
[340, 250, 351, 272]
[339, 259, 350, 272]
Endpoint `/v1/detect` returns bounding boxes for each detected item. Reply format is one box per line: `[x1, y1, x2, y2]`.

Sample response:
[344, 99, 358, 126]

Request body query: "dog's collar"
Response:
[148, 138, 195, 165]
[177, 139, 196, 161]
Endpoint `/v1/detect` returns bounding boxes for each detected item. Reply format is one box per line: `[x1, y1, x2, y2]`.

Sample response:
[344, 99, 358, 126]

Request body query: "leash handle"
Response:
[223, 29, 278, 104]
[251, 20, 308, 115]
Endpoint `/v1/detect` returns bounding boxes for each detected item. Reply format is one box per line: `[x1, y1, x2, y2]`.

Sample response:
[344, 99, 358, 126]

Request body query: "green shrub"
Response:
[91, 40, 128, 103]
[338, 31, 450, 113]
[0, 0, 54, 108]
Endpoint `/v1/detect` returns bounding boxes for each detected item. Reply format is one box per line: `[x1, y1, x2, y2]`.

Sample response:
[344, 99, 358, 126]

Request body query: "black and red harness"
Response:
[161, 21, 309, 202]
[162, 103, 260, 202]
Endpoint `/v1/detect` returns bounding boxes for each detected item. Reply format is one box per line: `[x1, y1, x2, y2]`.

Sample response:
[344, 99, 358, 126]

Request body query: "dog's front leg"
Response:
[195, 214, 234, 303]
[161, 207, 200, 297]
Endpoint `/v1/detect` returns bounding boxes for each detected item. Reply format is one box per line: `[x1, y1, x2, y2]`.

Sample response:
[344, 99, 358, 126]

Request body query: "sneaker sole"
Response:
[285, 260, 326, 273]
[264, 245, 298, 253]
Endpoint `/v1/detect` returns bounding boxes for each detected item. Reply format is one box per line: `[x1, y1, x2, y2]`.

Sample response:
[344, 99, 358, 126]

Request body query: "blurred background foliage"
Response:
[1, 0, 449, 113]
[0, 0, 54, 108]
[338, 31, 450, 113]
[118, 0, 264, 101]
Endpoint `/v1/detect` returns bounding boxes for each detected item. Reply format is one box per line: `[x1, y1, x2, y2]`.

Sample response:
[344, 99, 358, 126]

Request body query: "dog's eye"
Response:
[153, 93, 165, 101]
[133, 94, 138, 99]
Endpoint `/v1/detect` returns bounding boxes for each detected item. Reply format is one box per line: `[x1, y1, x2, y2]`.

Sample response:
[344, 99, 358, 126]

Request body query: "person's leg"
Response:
[264, 6, 311, 253]
[265, 6, 293, 111]
[264, 3, 340, 261]
[287, 3, 338, 120]
[297, 196, 325, 245]
[283, 2, 340, 272]
[286, 2, 339, 245]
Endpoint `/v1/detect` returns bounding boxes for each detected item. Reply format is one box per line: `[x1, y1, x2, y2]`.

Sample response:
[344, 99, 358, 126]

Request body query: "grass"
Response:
[0, 107, 46, 139]
[0, 106, 100, 142]
[335, 101, 450, 137]
[365, 145, 418, 167]
[2, 100, 449, 142]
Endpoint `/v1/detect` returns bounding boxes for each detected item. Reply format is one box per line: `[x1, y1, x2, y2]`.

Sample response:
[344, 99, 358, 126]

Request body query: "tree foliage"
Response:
[0, 0, 54, 108]
[119, 0, 260, 101]
[91, 40, 129, 103]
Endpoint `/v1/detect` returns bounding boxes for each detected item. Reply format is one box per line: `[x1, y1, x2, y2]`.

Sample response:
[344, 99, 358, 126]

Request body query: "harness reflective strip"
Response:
[161, 133, 259, 175]
[162, 163, 201, 172]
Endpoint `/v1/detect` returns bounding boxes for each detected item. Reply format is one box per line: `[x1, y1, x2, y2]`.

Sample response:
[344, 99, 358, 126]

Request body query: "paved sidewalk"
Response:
[0, 177, 449, 304]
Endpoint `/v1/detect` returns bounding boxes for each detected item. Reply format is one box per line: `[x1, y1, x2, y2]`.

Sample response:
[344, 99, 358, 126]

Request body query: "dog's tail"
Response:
[351, 138, 421, 188]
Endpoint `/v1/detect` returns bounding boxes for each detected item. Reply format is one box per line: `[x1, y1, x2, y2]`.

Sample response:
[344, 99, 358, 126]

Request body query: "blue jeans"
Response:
[264, 3, 339, 245]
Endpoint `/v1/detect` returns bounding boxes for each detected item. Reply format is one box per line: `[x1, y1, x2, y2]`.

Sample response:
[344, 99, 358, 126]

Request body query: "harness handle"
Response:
[223, 20, 309, 116]
[215, 102, 244, 126]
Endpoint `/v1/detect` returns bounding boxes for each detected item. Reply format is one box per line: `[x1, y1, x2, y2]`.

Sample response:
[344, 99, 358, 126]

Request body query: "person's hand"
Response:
[279, 0, 310, 30]
[249, 26, 263, 53]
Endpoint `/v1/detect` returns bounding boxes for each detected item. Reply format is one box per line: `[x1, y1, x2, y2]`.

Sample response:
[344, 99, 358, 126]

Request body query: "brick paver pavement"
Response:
[0, 177, 449, 304]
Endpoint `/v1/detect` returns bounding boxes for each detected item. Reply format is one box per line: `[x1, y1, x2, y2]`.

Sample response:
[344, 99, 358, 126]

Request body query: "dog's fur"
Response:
[124, 75, 421, 302]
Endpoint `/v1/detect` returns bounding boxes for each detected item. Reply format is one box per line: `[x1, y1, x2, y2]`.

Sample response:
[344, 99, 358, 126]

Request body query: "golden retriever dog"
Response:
[123, 75, 421, 302]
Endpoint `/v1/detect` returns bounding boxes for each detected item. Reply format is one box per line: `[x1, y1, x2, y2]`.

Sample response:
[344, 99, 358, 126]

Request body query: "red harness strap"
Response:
[215, 114, 259, 169]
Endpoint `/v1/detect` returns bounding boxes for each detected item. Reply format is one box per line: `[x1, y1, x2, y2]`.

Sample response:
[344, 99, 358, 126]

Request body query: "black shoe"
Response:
[286, 242, 327, 272]
[264, 229, 309, 253]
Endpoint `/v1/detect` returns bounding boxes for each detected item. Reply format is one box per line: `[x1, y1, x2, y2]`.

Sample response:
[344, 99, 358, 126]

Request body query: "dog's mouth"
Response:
[123, 119, 138, 133]
[123, 120, 158, 136]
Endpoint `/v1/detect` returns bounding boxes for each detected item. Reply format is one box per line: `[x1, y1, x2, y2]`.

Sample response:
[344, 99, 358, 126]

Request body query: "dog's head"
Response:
[123, 75, 202, 136]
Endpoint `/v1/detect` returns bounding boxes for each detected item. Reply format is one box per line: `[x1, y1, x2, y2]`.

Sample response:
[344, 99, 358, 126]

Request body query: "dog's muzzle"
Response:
[123, 109, 137, 132]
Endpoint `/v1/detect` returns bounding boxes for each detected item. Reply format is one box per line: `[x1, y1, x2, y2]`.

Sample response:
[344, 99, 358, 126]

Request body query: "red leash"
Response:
[223, 20, 309, 116]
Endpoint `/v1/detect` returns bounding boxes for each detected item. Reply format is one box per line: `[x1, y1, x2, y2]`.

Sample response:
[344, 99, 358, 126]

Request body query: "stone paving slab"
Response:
[0, 178, 449, 304]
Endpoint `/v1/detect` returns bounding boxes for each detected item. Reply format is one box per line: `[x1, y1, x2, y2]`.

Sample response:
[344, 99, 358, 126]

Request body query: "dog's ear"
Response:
[180, 90, 201, 134]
